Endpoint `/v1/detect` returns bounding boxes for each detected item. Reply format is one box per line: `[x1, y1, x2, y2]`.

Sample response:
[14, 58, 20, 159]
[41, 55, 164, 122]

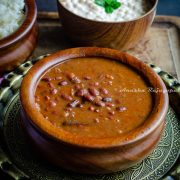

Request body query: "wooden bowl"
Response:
[57, 0, 157, 51]
[20, 47, 168, 174]
[0, 0, 38, 74]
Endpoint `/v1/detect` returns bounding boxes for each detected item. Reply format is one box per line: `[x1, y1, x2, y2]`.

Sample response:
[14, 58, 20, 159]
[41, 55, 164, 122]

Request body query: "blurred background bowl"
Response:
[57, 0, 158, 51]
[0, 0, 38, 74]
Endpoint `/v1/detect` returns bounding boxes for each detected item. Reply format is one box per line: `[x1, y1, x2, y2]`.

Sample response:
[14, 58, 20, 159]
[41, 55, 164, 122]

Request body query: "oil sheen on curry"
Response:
[35, 57, 153, 138]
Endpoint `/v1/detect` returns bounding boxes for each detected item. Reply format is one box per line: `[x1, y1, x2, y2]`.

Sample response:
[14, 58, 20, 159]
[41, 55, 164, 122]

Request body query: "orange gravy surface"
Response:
[35, 57, 153, 138]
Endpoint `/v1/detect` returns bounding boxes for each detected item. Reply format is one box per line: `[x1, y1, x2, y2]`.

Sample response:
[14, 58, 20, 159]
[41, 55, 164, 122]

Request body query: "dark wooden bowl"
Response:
[0, 0, 38, 74]
[20, 47, 168, 174]
[57, 0, 157, 51]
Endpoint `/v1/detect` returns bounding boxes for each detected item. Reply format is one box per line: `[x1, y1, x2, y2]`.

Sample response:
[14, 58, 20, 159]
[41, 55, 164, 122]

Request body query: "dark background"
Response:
[36, 0, 180, 16]
[0, 0, 180, 179]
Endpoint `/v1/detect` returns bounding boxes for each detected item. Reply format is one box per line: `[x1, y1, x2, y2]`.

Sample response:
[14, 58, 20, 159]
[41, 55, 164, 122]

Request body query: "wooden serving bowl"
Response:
[57, 0, 158, 51]
[20, 47, 168, 174]
[0, 0, 38, 74]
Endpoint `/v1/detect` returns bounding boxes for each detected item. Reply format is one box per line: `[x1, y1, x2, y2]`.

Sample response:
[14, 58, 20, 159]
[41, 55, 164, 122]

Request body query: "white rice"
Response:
[0, 0, 25, 40]
[60, 0, 151, 22]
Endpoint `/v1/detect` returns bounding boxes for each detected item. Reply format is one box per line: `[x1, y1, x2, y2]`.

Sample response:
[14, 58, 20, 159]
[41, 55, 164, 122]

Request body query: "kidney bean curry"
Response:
[35, 57, 153, 138]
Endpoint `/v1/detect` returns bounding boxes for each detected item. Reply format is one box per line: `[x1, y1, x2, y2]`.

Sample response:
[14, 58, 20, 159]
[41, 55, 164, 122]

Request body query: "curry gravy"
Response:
[35, 57, 153, 138]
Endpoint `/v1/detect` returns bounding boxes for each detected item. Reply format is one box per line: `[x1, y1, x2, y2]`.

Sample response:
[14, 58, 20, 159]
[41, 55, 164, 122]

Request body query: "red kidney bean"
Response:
[116, 107, 127, 112]
[50, 88, 58, 95]
[48, 82, 55, 88]
[66, 72, 75, 80]
[99, 88, 108, 95]
[94, 118, 100, 123]
[74, 84, 81, 90]
[108, 111, 115, 115]
[49, 101, 56, 107]
[44, 95, 50, 101]
[106, 103, 115, 107]
[41, 77, 52, 82]
[76, 89, 88, 97]
[88, 106, 95, 111]
[83, 94, 95, 102]
[68, 100, 80, 108]
[102, 97, 112, 102]
[61, 94, 73, 101]
[94, 82, 99, 86]
[94, 100, 105, 107]
[65, 107, 73, 112]
[77, 104, 83, 108]
[89, 88, 100, 96]
[71, 77, 81, 84]
[84, 76, 91, 80]
[95, 109, 100, 113]
[58, 80, 68, 86]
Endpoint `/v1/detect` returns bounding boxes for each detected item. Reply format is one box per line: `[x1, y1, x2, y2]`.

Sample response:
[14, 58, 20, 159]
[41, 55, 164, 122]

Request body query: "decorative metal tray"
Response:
[0, 55, 179, 180]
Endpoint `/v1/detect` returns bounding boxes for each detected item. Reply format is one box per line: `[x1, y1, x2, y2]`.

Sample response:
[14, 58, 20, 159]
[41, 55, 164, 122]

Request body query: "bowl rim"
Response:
[57, 0, 158, 24]
[0, 0, 37, 49]
[20, 47, 169, 149]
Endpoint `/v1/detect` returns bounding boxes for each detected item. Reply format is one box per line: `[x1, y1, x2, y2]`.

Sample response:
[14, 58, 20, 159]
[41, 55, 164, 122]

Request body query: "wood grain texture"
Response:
[34, 13, 180, 81]
[0, 0, 38, 74]
[128, 16, 180, 80]
[20, 47, 168, 174]
[56, 0, 157, 51]
[21, 110, 165, 174]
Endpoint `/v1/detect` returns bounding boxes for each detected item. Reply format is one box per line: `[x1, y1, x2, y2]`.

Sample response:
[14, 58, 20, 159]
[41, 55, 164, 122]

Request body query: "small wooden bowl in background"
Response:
[0, 0, 38, 74]
[20, 47, 168, 174]
[57, 0, 157, 51]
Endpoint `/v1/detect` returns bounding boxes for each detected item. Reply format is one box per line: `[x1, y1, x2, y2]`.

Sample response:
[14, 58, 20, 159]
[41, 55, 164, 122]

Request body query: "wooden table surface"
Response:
[32, 13, 180, 81]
